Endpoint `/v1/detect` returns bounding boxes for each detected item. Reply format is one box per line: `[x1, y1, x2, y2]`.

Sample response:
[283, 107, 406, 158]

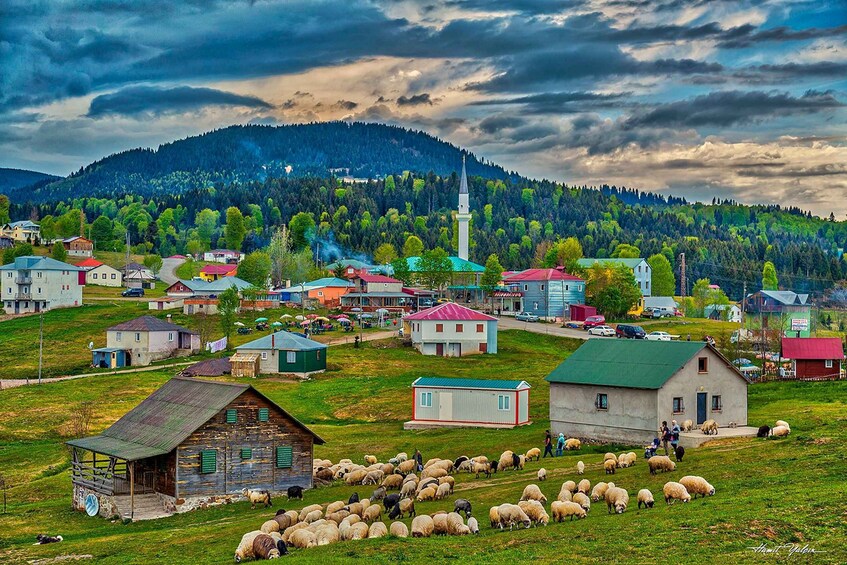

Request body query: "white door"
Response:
[439, 392, 453, 420]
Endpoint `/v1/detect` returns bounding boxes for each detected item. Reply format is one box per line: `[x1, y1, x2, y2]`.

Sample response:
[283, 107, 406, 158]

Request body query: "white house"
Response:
[121, 262, 155, 288]
[1, 256, 84, 314]
[1, 220, 40, 243]
[203, 249, 244, 263]
[405, 377, 531, 429]
[96, 315, 200, 367]
[705, 303, 742, 323]
[403, 302, 498, 356]
[577, 258, 652, 296]
[77, 259, 122, 287]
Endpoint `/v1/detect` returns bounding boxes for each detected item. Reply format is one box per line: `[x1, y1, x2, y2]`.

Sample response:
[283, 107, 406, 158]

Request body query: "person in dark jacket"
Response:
[414, 449, 423, 472]
[543, 430, 554, 458]
[660, 421, 672, 455]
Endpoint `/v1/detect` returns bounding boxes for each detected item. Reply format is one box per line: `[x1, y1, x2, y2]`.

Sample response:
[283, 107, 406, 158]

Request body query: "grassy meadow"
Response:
[0, 331, 845, 564]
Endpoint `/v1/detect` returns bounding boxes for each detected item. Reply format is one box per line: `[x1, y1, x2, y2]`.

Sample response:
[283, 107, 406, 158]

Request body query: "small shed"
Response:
[231, 352, 261, 378]
[235, 331, 327, 377]
[92, 348, 129, 369]
[569, 304, 596, 321]
[781, 338, 844, 380]
[404, 377, 531, 429]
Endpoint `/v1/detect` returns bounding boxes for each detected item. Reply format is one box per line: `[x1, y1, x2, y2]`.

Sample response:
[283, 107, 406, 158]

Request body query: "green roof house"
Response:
[234, 331, 327, 377]
[545, 340, 749, 444]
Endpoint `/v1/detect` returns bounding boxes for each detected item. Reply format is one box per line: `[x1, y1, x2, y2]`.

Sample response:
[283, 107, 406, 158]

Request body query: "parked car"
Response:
[582, 315, 606, 329]
[121, 287, 145, 297]
[646, 331, 673, 341]
[515, 311, 540, 322]
[419, 298, 435, 308]
[436, 298, 452, 304]
[587, 324, 616, 337]
[643, 307, 674, 318]
[616, 324, 646, 339]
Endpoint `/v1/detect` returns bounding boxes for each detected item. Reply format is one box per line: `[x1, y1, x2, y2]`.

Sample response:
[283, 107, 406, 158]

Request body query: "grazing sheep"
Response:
[362, 504, 382, 523]
[396, 452, 408, 462]
[363, 470, 385, 486]
[577, 461, 585, 475]
[289, 529, 318, 549]
[617, 453, 636, 468]
[648, 455, 676, 475]
[242, 488, 272, 509]
[473, 461, 493, 478]
[681, 419, 694, 432]
[313, 523, 340, 546]
[342, 522, 369, 541]
[471, 455, 489, 464]
[381, 474, 403, 490]
[417, 477, 439, 493]
[400, 481, 417, 499]
[234, 530, 263, 562]
[380, 463, 394, 475]
[447, 512, 471, 535]
[383, 493, 400, 511]
[326, 500, 346, 515]
[364, 455, 378, 465]
[489, 505, 501, 528]
[674, 445, 685, 462]
[590, 482, 609, 502]
[518, 500, 549, 526]
[304, 509, 323, 524]
[273, 510, 299, 531]
[603, 452, 617, 463]
[572, 492, 590, 512]
[390, 521, 409, 537]
[679, 476, 715, 498]
[403, 473, 419, 485]
[537, 468, 547, 481]
[526, 447, 541, 461]
[282, 522, 309, 545]
[346, 502, 364, 517]
[498, 450, 515, 471]
[417, 486, 437, 502]
[771, 425, 790, 437]
[512, 452, 523, 470]
[370, 486, 387, 501]
[346, 469, 369, 486]
[260, 520, 280, 534]
[757, 425, 771, 438]
[519, 454, 527, 469]
[604, 459, 616, 474]
[314, 467, 334, 482]
[565, 438, 581, 450]
[431, 460, 455, 473]
[435, 482, 451, 500]
[663, 481, 691, 504]
[368, 521, 388, 538]
[551, 500, 586, 522]
[400, 497, 416, 517]
[637, 489, 654, 509]
[251, 533, 281, 560]
[326, 510, 350, 524]
[701, 419, 718, 435]
[562, 480, 577, 493]
[454, 455, 470, 469]
[520, 484, 548, 505]
[468, 516, 480, 534]
[439, 476, 455, 492]
[422, 467, 448, 480]
[497, 503, 531, 530]
[577, 479, 590, 495]
[457, 460, 474, 473]
[397, 459, 416, 474]
[424, 457, 441, 468]
[432, 513, 450, 536]
[557, 485, 572, 503]
[605, 487, 629, 514]
[299, 504, 323, 522]
[775, 420, 790, 430]
[454, 498, 472, 518]
[286, 485, 303, 500]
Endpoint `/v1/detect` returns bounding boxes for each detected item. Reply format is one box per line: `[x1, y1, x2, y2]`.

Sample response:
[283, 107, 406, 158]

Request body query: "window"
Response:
[316, 350, 321, 360]
[286, 351, 296, 364]
[698, 357, 708, 373]
[825, 359, 834, 368]
[565, 284, 569, 291]
[37, 272, 42, 278]
[673, 397, 685, 414]
[226, 409, 237, 423]
[168, 332, 174, 342]
[261, 351, 268, 360]
[578, 285, 583, 291]
[595, 393, 608, 410]
[436, 323, 443, 333]
[276, 446, 293, 468]
[240, 448, 252, 460]
[711, 395, 722, 411]
[540, 284, 545, 291]
[135, 332, 141, 342]
[498, 394, 511, 410]
[111, 273, 116, 279]
[92, 273, 98, 279]
[258, 408, 269, 422]
[420, 391, 432, 407]
[115, 332, 122, 342]
[200, 449, 216, 474]
[456, 323, 463, 333]
[476, 324, 484, 333]
[37, 287, 41, 294]
[523, 284, 528, 291]
[317, 291, 323, 297]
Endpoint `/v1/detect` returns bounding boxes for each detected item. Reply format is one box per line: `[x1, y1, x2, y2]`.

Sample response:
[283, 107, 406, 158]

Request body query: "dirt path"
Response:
[159, 256, 185, 285]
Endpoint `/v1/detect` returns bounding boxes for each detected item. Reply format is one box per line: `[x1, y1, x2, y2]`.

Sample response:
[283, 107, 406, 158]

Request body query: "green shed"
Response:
[235, 331, 327, 377]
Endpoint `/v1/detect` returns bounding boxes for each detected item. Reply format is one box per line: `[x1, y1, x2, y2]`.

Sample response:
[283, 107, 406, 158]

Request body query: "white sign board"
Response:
[790, 318, 809, 331]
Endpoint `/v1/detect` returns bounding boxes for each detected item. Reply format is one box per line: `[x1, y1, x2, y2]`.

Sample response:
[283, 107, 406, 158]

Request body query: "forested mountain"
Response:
[0, 168, 59, 194]
[11, 122, 514, 202]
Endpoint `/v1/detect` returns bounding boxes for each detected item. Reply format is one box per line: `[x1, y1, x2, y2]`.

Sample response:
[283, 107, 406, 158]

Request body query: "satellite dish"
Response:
[88, 342, 94, 350]
[85, 493, 100, 517]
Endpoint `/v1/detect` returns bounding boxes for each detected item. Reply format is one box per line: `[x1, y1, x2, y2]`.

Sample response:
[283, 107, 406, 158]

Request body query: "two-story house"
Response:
[744, 290, 812, 338]
[63, 236, 94, 257]
[504, 268, 585, 319]
[0, 256, 84, 314]
[1, 220, 40, 243]
[577, 258, 652, 296]
[404, 302, 498, 356]
[340, 273, 412, 312]
[92, 315, 200, 368]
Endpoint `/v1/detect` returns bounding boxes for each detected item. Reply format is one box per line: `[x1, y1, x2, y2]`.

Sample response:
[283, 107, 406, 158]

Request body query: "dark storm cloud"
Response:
[477, 114, 527, 133]
[736, 163, 847, 178]
[470, 91, 631, 114]
[86, 85, 273, 117]
[397, 93, 434, 106]
[332, 100, 359, 110]
[719, 24, 847, 48]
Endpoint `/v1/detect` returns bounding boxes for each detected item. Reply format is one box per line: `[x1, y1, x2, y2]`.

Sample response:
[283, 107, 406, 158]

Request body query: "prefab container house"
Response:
[405, 377, 531, 429]
[235, 331, 327, 377]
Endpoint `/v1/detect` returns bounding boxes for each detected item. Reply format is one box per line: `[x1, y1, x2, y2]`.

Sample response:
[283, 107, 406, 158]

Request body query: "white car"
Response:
[587, 324, 616, 337]
[646, 331, 672, 341]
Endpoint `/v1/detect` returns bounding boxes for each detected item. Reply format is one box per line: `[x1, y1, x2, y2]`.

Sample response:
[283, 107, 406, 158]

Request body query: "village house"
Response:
[164, 277, 253, 298]
[341, 272, 412, 312]
[297, 277, 353, 307]
[76, 258, 123, 287]
[202, 249, 244, 263]
[92, 315, 200, 368]
[546, 340, 749, 444]
[705, 303, 741, 323]
[147, 297, 184, 311]
[403, 256, 486, 303]
[199, 263, 238, 281]
[744, 290, 812, 338]
[66, 377, 324, 519]
[325, 258, 375, 279]
[503, 268, 585, 319]
[1, 220, 40, 243]
[121, 262, 155, 289]
[232, 331, 327, 377]
[404, 377, 530, 429]
[577, 258, 652, 296]
[0, 235, 13, 249]
[63, 236, 94, 257]
[403, 302, 498, 356]
[1, 255, 83, 314]
[781, 337, 844, 380]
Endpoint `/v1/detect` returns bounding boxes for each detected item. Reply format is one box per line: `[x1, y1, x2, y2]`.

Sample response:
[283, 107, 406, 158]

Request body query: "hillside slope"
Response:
[0, 168, 59, 194]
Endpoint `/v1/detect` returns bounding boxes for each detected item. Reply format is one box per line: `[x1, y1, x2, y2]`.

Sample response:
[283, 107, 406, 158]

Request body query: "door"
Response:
[696, 392, 707, 424]
[453, 343, 462, 357]
[439, 392, 453, 421]
[436, 343, 444, 356]
[479, 342, 487, 353]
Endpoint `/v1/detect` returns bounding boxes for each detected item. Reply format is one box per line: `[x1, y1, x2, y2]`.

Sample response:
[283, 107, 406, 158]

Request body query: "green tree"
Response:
[611, 243, 640, 258]
[289, 212, 316, 251]
[480, 253, 504, 312]
[267, 226, 293, 287]
[90, 215, 114, 250]
[585, 263, 640, 318]
[402, 235, 424, 258]
[418, 247, 452, 291]
[543, 237, 583, 272]
[238, 251, 272, 287]
[762, 261, 779, 290]
[224, 207, 246, 251]
[51, 241, 67, 262]
[0, 194, 10, 224]
[3, 243, 34, 264]
[194, 209, 220, 248]
[143, 254, 163, 276]
[374, 243, 397, 265]
[391, 257, 413, 286]
[217, 286, 240, 348]
[648, 253, 676, 296]
[383, 175, 396, 194]
[689, 278, 712, 317]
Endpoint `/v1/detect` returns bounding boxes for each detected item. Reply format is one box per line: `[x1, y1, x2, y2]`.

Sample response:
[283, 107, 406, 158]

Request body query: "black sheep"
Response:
[674, 445, 685, 462]
[757, 425, 771, 438]
[275, 508, 287, 516]
[490, 460, 498, 474]
[276, 540, 289, 556]
[454, 456, 469, 470]
[287, 485, 303, 500]
[348, 492, 360, 504]
[511, 452, 521, 470]
[388, 502, 402, 520]
[454, 498, 472, 518]
[383, 493, 400, 511]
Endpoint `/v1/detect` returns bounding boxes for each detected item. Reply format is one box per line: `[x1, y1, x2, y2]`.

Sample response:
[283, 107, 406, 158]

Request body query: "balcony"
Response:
[15, 277, 32, 285]
[14, 293, 32, 300]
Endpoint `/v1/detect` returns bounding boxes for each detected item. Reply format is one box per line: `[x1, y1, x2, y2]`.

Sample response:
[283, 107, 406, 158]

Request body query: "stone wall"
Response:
[72, 484, 119, 519]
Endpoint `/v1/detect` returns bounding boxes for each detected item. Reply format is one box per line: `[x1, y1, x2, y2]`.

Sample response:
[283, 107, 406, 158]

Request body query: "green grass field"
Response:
[0, 331, 845, 564]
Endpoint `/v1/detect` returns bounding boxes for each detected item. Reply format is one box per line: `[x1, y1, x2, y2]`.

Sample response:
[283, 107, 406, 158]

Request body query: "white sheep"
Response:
[241, 488, 272, 509]
[572, 492, 590, 512]
[562, 480, 577, 493]
[326, 500, 346, 515]
[526, 447, 541, 461]
[489, 506, 500, 528]
[681, 419, 694, 432]
[663, 481, 691, 504]
[396, 452, 409, 462]
[771, 425, 790, 437]
[400, 481, 416, 499]
[648, 455, 676, 475]
[577, 479, 590, 494]
[604, 459, 617, 474]
[435, 482, 451, 500]
[551, 500, 586, 521]
[518, 500, 549, 526]
[362, 504, 381, 523]
[260, 519, 280, 534]
[390, 521, 409, 537]
[603, 452, 617, 463]
[637, 489, 654, 509]
[432, 513, 450, 536]
[468, 516, 479, 534]
[416, 486, 437, 502]
[679, 476, 715, 498]
[520, 484, 548, 505]
[701, 419, 718, 435]
[289, 529, 318, 549]
[447, 512, 470, 535]
[590, 482, 609, 502]
[364, 455, 378, 465]
[557, 485, 572, 502]
[303, 509, 323, 524]
[605, 487, 629, 514]
[368, 521, 388, 538]
[234, 530, 263, 563]
[565, 438, 581, 450]
[497, 503, 531, 530]
[775, 420, 790, 430]
[299, 504, 323, 522]
[537, 468, 547, 481]
[577, 461, 585, 475]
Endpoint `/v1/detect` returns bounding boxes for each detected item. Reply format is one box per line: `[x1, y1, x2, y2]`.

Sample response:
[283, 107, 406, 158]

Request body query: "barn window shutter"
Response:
[258, 408, 269, 422]
[241, 448, 252, 460]
[276, 446, 293, 468]
[200, 449, 217, 473]
[226, 409, 237, 423]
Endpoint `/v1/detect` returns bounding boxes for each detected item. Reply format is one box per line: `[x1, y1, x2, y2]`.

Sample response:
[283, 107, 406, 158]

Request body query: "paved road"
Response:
[159, 256, 186, 285]
[497, 316, 599, 340]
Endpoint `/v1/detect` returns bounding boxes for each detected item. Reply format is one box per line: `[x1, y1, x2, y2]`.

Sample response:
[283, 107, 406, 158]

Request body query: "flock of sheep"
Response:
[233, 419, 789, 560]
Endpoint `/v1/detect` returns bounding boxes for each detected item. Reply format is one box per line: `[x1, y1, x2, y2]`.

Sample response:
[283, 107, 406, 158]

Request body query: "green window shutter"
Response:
[276, 446, 293, 468]
[258, 408, 269, 422]
[200, 449, 217, 474]
[226, 409, 237, 424]
[241, 448, 252, 460]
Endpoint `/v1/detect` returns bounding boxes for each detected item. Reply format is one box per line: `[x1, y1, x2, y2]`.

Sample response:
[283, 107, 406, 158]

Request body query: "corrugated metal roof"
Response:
[357, 273, 402, 283]
[404, 256, 486, 273]
[759, 290, 809, 305]
[782, 338, 844, 360]
[545, 340, 709, 389]
[504, 268, 583, 282]
[404, 302, 497, 321]
[0, 256, 82, 272]
[107, 315, 196, 334]
[237, 330, 327, 352]
[66, 377, 324, 460]
[304, 277, 354, 288]
[412, 377, 529, 390]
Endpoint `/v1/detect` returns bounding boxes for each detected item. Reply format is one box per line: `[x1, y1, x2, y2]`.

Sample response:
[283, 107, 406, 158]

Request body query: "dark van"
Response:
[616, 324, 646, 339]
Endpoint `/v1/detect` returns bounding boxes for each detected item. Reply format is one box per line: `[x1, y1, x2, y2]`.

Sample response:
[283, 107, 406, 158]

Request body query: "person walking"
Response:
[671, 420, 681, 454]
[543, 430, 554, 458]
[556, 433, 565, 457]
[660, 421, 672, 455]
[414, 449, 423, 472]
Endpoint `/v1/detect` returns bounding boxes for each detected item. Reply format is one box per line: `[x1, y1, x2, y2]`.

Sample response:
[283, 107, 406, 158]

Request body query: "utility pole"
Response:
[679, 253, 686, 297]
[38, 311, 44, 385]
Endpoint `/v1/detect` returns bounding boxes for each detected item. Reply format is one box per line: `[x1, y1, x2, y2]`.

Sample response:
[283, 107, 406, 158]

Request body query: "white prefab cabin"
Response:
[405, 377, 530, 429]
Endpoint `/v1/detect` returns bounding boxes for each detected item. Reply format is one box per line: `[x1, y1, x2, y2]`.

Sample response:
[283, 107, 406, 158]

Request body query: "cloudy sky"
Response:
[2, 0, 846, 215]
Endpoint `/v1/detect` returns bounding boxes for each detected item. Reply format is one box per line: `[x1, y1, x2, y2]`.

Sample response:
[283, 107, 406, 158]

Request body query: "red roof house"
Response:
[75, 257, 104, 270]
[782, 337, 844, 380]
[403, 303, 498, 356]
[200, 263, 238, 281]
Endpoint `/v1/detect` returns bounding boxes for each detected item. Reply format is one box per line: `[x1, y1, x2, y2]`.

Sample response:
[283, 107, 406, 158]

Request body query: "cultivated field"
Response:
[0, 331, 845, 564]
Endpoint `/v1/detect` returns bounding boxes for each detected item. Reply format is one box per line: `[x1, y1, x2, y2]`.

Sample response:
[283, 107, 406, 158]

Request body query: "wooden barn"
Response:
[781, 337, 844, 380]
[66, 377, 324, 520]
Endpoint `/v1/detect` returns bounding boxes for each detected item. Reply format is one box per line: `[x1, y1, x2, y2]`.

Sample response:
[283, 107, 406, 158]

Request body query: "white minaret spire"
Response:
[457, 154, 471, 260]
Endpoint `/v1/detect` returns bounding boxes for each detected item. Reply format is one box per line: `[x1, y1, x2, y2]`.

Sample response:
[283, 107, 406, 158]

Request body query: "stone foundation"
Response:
[72, 484, 119, 518]
[172, 493, 244, 513]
